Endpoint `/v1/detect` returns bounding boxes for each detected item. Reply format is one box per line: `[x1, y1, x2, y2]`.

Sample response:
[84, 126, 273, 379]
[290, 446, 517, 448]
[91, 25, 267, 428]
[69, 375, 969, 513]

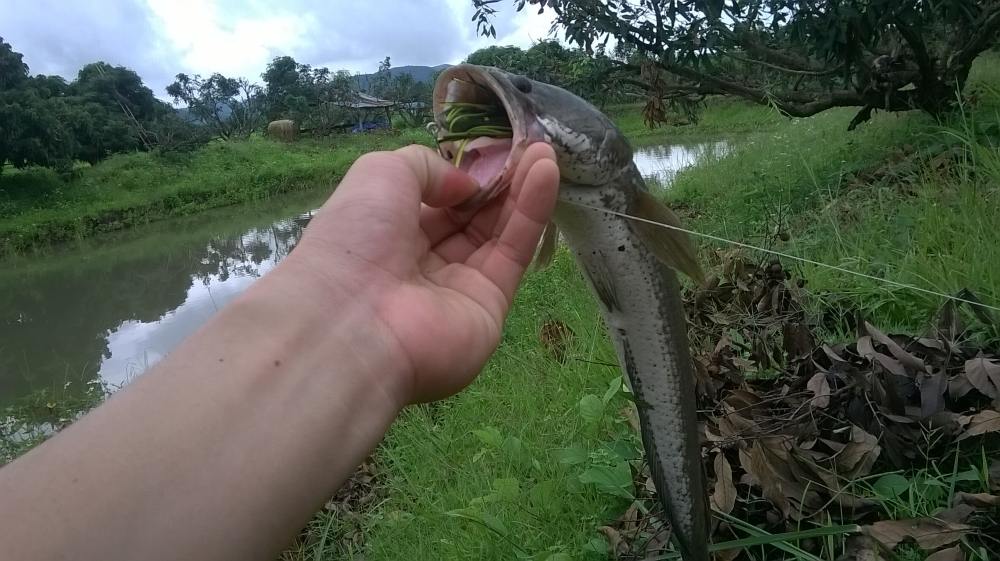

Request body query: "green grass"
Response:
[4, 56, 1000, 561]
[608, 98, 783, 144]
[668, 87, 1000, 334]
[351, 57, 1000, 561]
[363, 253, 636, 561]
[0, 129, 430, 255]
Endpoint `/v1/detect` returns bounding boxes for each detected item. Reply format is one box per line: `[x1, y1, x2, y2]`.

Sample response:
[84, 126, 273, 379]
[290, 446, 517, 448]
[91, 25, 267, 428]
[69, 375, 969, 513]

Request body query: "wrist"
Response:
[242, 252, 414, 410]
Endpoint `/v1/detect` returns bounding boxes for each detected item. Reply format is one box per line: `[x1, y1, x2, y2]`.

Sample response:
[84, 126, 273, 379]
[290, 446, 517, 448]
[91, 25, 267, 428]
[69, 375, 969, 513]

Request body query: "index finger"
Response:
[473, 150, 560, 302]
[339, 144, 480, 209]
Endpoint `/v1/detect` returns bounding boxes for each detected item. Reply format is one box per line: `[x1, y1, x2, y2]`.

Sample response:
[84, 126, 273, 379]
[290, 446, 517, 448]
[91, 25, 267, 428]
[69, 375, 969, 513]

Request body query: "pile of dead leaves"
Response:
[281, 459, 382, 560]
[605, 251, 1000, 560]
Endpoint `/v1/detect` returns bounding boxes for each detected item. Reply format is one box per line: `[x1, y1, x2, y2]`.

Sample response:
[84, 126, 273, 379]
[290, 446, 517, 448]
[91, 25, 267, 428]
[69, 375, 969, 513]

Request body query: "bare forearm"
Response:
[0, 265, 405, 561]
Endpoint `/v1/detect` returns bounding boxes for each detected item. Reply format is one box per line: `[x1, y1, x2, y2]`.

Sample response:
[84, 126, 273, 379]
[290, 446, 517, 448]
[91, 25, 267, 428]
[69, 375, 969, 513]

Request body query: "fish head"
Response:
[432, 64, 634, 207]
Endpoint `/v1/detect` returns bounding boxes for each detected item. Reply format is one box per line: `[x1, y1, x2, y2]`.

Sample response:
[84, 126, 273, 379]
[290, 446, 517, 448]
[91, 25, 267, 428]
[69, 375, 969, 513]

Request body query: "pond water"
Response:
[0, 189, 329, 407]
[0, 140, 729, 407]
[633, 140, 730, 186]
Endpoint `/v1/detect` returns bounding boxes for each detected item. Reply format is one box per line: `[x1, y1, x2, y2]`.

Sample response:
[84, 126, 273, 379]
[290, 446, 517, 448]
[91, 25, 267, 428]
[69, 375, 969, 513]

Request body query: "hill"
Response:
[354, 64, 450, 91]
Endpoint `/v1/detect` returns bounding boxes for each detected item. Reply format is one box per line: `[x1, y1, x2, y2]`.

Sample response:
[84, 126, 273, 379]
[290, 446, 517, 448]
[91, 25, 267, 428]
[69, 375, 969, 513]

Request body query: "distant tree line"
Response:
[0, 36, 205, 174]
[1, 34, 632, 176]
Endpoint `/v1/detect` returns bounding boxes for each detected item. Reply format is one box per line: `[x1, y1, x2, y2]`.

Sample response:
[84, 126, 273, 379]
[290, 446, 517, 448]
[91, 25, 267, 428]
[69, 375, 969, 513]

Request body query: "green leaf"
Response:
[553, 443, 589, 465]
[603, 438, 642, 462]
[544, 553, 572, 561]
[873, 473, 910, 499]
[602, 376, 622, 404]
[582, 536, 609, 556]
[472, 426, 503, 448]
[444, 508, 509, 538]
[579, 461, 633, 498]
[579, 394, 605, 424]
[528, 480, 560, 508]
[492, 477, 520, 501]
[947, 468, 981, 483]
[479, 512, 509, 536]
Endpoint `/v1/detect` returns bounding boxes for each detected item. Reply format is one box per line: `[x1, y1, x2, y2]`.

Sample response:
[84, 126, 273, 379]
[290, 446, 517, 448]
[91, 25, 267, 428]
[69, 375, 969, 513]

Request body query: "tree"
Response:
[0, 37, 28, 91]
[466, 41, 625, 106]
[167, 73, 264, 139]
[1, 37, 202, 172]
[261, 55, 310, 121]
[473, 0, 1000, 128]
[261, 56, 358, 134]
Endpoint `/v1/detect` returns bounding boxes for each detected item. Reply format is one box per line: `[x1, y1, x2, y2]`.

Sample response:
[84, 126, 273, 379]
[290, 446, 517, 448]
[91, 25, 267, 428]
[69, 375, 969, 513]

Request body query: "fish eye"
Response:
[512, 75, 532, 93]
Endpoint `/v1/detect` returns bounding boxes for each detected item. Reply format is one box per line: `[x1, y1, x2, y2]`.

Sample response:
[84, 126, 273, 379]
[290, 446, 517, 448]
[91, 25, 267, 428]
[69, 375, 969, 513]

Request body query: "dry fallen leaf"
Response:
[936, 504, 976, 525]
[958, 409, 1000, 441]
[964, 356, 1000, 399]
[836, 426, 881, 478]
[598, 525, 626, 558]
[713, 548, 742, 561]
[953, 491, 1000, 508]
[622, 403, 640, 433]
[864, 518, 972, 550]
[807, 372, 832, 408]
[925, 546, 964, 561]
[989, 459, 1000, 492]
[711, 452, 737, 514]
[866, 321, 928, 373]
[739, 445, 791, 517]
[838, 535, 886, 561]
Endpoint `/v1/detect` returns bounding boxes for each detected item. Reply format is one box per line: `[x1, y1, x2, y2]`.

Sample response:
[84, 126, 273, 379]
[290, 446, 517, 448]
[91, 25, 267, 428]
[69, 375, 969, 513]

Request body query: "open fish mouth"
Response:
[431, 65, 544, 208]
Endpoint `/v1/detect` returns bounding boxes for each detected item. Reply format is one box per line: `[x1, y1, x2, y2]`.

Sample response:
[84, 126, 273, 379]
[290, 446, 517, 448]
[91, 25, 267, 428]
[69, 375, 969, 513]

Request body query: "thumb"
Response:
[391, 145, 480, 208]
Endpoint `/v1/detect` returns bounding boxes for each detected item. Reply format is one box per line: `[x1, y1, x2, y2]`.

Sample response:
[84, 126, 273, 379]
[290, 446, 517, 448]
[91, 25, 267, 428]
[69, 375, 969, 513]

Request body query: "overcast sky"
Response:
[1, 0, 556, 99]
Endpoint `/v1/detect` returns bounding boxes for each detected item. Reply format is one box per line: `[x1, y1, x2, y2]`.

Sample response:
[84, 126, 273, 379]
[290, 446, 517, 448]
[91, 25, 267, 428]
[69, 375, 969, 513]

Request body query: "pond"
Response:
[0, 139, 729, 407]
[633, 140, 730, 187]
[0, 189, 329, 407]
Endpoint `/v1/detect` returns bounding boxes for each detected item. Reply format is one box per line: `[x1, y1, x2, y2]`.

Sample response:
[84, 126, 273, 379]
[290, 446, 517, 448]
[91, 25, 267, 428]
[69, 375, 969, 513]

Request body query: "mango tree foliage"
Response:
[167, 73, 265, 140]
[466, 41, 623, 106]
[473, 0, 1000, 128]
[1, 37, 194, 173]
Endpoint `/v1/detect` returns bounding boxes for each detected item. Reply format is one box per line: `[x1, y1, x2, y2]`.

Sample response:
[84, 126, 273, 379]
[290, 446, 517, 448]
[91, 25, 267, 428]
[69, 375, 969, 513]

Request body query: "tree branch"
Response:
[954, 3, 1000, 73]
[894, 18, 934, 88]
[734, 31, 830, 74]
[650, 58, 920, 118]
[724, 52, 844, 77]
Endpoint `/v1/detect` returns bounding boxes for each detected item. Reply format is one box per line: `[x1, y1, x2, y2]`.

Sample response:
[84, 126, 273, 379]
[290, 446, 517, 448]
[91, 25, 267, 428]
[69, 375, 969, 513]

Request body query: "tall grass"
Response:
[352, 57, 1000, 561]
[669, 87, 1000, 333]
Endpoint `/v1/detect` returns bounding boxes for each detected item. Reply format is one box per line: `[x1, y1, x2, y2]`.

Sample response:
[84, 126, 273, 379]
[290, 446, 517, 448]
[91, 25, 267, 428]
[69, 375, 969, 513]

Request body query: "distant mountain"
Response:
[354, 64, 450, 91]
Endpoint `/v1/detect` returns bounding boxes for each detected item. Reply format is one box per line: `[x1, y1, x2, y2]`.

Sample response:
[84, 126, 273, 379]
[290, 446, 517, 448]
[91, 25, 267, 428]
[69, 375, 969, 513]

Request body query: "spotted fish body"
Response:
[554, 177, 708, 561]
[433, 66, 709, 561]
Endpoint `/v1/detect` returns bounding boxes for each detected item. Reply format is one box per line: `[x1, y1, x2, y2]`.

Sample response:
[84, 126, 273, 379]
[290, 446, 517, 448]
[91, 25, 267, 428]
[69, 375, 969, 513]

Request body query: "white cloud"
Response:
[146, 0, 311, 80]
[3, 0, 564, 97]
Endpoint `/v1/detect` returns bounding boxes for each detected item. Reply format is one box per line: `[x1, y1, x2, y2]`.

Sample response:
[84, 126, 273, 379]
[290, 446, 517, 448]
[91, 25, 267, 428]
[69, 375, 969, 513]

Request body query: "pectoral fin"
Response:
[631, 191, 704, 283]
[531, 221, 559, 271]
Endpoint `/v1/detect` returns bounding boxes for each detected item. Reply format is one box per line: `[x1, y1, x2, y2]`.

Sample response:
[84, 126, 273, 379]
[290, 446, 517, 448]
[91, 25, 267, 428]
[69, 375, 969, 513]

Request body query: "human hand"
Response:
[284, 142, 560, 404]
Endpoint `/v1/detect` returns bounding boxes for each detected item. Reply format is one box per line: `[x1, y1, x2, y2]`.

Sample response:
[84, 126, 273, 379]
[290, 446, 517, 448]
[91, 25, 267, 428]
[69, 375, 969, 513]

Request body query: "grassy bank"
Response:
[339, 62, 1000, 561]
[0, 129, 428, 255]
[4, 57, 1000, 561]
[609, 98, 782, 143]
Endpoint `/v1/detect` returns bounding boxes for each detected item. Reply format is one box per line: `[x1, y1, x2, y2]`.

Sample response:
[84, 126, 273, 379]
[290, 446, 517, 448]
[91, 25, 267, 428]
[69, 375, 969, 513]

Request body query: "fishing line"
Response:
[563, 199, 1000, 314]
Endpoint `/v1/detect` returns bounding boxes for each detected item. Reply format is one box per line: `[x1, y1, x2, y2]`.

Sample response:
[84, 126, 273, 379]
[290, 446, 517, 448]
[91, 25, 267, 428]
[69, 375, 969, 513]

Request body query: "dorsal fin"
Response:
[631, 191, 704, 283]
[531, 221, 559, 271]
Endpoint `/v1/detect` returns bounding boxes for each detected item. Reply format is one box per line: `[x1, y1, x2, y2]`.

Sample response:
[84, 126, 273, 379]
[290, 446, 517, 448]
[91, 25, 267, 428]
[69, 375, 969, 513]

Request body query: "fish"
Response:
[432, 65, 710, 561]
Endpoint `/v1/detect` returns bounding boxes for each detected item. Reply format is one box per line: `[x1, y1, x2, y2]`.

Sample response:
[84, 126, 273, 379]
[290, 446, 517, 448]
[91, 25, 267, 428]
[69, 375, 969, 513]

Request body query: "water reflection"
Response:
[633, 141, 730, 187]
[0, 191, 326, 405]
